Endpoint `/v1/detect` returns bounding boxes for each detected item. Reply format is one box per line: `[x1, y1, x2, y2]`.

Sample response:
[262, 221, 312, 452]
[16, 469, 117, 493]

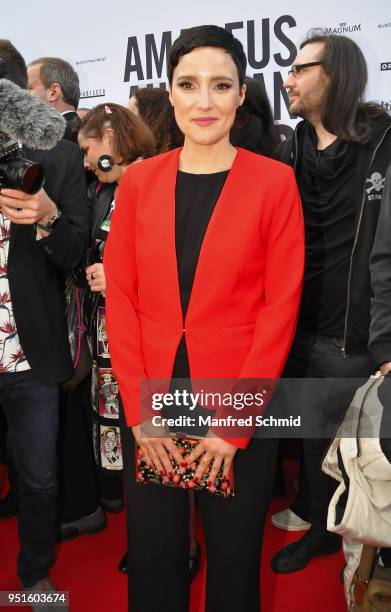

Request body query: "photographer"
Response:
[0, 39, 89, 608]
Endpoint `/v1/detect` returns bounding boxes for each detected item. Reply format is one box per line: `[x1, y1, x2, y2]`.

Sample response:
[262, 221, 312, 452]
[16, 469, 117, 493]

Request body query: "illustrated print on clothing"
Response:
[98, 368, 119, 418]
[96, 306, 110, 358]
[99, 201, 115, 233]
[366, 171, 386, 201]
[0, 214, 29, 372]
[91, 361, 98, 412]
[100, 425, 122, 470]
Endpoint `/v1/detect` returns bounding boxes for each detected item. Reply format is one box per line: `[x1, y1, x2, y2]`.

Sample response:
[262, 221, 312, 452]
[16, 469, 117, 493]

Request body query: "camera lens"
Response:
[0, 158, 45, 194]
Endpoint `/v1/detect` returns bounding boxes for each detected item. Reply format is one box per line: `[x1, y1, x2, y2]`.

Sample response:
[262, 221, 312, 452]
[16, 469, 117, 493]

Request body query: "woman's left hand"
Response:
[86, 263, 106, 293]
[185, 434, 238, 488]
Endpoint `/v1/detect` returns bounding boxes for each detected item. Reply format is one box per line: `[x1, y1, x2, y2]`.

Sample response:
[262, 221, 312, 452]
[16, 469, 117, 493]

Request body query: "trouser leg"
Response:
[198, 438, 278, 612]
[121, 415, 190, 612]
[0, 371, 59, 587]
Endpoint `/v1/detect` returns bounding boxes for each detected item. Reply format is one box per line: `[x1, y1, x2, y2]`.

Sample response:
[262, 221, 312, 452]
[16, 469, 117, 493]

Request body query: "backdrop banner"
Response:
[3, 0, 391, 134]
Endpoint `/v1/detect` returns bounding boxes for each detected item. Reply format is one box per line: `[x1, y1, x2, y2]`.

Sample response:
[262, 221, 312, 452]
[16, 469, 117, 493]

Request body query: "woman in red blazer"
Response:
[105, 25, 304, 612]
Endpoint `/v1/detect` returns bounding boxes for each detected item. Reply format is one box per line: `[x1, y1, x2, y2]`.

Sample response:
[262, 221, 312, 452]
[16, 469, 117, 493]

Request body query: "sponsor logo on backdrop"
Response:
[378, 23, 391, 29]
[381, 62, 391, 71]
[324, 22, 361, 34]
[80, 88, 106, 99]
[76, 57, 107, 65]
[381, 100, 391, 113]
[123, 16, 298, 123]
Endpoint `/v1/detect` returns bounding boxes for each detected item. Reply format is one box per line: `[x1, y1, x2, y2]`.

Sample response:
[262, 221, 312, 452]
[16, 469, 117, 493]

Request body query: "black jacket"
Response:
[8, 139, 90, 383]
[83, 181, 115, 333]
[277, 114, 391, 357]
[369, 164, 391, 366]
[62, 110, 81, 142]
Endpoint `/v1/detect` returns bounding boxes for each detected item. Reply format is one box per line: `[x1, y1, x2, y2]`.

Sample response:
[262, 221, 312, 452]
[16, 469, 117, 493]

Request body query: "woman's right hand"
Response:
[85, 263, 106, 293]
[132, 424, 184, 476]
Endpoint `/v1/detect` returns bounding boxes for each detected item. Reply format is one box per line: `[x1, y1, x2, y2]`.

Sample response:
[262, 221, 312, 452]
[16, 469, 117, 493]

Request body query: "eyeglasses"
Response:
[288, 61, 323, 77]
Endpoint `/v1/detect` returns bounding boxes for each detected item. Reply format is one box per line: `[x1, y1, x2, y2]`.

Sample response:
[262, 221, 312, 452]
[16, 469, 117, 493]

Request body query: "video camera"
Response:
[0, 132, 45, 194]
[0, 57, 65, 194]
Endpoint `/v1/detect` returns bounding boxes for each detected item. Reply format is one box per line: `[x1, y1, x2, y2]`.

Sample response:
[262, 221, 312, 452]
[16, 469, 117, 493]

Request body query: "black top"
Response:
[172, 169, 228, 378]
[297, 125, 357, 337]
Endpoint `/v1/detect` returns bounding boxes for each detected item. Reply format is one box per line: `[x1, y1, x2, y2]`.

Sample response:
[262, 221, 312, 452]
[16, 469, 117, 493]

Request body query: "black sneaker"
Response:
[24, 577, 68, 612]
[59, 506, 106, 541]
[271, 528, 341, 573]
[0, 491, 18, 519]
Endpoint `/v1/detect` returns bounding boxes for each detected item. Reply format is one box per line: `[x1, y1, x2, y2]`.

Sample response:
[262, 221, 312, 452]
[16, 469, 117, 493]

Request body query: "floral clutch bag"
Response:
[136, 437, 234, 498]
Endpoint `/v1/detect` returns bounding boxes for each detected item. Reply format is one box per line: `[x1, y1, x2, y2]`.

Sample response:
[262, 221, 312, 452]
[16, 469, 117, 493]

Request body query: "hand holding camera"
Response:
[0, 186, 58, 226]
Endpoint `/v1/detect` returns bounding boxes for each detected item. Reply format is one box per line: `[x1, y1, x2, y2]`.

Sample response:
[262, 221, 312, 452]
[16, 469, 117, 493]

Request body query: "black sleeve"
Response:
[369, 164, 391, 367]
[36, 141, 91, 273]
[275, 136, 294, 165]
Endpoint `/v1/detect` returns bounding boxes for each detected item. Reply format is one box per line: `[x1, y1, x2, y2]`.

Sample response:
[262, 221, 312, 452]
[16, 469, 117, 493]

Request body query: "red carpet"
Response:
[0, 462, 347, 611]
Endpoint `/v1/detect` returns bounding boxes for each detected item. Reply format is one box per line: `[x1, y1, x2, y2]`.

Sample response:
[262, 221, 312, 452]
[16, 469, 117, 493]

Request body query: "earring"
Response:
[97, 154, 114, 172]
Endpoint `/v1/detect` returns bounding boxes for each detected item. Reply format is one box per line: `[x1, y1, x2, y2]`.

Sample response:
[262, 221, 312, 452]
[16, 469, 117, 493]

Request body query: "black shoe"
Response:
[189, 541, 202, 580]
[271, 528, 341, 573]
[0, 491, 18, 518]
[24, 577, 68, 612]
[59, 506, 106, 541]
[118, 552, 128, 573]
[100, 497, 124, 513]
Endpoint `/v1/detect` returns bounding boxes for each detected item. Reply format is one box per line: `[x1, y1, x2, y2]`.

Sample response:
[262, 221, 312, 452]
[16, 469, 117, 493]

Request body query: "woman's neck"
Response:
[115, 164, 129, 185]
[179, 138, 237, 174]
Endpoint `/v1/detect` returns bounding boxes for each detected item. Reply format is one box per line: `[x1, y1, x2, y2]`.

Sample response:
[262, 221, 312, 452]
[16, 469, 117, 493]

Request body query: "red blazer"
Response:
[104, 147, 304, 448]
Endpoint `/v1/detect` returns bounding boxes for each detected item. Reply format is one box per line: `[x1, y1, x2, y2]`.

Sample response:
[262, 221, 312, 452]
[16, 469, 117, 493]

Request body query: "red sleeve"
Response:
[224, 167, 305, 449]
[104, 166, 145, 426]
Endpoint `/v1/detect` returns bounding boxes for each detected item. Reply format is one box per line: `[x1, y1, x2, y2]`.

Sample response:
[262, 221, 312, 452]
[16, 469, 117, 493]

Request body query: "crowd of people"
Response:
[0, 22, 390, 612]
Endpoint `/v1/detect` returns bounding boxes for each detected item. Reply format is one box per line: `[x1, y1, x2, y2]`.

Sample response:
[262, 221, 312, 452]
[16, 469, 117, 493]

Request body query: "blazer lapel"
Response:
[9, 223, 21, 259]
[145, 147, 183, 326]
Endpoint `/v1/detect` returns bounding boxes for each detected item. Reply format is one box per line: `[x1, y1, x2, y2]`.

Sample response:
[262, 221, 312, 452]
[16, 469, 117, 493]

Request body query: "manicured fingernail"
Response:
[168, 471, 173, 478]
[159, 470, 164, 477]
[194, 476, 200, 483]
[207, 480, 212, 487]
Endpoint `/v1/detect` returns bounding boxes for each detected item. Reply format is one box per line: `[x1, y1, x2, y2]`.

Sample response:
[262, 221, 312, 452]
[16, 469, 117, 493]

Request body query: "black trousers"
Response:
[283, 329, 373, 531]
[59, 374, 123, 522]
[0, 371, 59, 587]
[58, 376, 99, 521]
[121, 416, 277, 612]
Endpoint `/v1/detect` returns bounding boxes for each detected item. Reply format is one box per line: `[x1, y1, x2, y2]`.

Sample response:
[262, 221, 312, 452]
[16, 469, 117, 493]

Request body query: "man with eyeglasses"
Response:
[270, 31, 391, 574]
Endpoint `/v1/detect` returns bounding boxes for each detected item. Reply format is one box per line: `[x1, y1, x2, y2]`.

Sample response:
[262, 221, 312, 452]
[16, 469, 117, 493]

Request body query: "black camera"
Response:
[0, 133, 45, 194]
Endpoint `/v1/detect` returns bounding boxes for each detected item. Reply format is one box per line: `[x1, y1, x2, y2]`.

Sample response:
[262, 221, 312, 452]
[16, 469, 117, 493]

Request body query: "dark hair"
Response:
[230, 77, 280, 157]
[29, 57, 80, 108]
[79, 102, 156, 164]
[168, 25, 247, 87]
[133, 87, 184, 153]
[0, 39, 27, 89]
[301, 31, 384, 143]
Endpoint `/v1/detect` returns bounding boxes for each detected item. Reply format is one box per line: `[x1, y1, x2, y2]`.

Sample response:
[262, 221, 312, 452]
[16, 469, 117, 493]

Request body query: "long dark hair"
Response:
[134, 87, 184, 153]
[301, 31, 384, 143]
[230, 77, 280, 157]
